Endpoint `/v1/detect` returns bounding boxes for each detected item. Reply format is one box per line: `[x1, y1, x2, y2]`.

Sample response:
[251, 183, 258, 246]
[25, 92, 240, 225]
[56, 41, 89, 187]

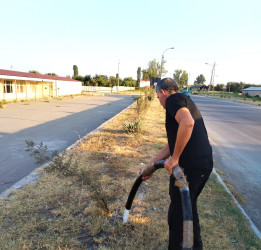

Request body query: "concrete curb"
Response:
[0, 99, 136, 199]
[212, 168, 261, 239]
[0, 165, 46, 198]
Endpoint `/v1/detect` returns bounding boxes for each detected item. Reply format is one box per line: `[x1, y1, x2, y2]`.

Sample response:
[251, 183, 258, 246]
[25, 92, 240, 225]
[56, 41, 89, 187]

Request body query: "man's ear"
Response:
[161, 89, 168, 96]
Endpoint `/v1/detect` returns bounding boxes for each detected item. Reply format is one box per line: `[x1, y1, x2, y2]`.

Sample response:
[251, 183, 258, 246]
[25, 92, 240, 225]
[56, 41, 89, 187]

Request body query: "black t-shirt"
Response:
[165, 93, 212, 169]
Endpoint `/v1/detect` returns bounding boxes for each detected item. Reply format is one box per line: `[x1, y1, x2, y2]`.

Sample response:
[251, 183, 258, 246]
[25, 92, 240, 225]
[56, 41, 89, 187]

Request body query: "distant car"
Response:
[181, 90, 190, 97]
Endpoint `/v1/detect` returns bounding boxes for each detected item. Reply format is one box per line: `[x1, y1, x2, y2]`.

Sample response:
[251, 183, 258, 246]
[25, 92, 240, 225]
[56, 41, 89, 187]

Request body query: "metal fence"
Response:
[82, 86, 135, 93]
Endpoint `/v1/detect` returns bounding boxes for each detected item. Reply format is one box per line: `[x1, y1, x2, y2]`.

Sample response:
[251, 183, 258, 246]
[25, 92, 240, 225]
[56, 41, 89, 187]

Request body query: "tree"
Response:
[137, 67, 141, 87]
[91, 75, 109, 87]
[194, 74, 206, 85]
[160, 59, 168, 77]
[109, 76, 118, 87]
[29, 70, 40, 74]
[142, 69, 150, 81]
[142, 59, 166, 80]
[180, 71, 188, 89]
[73, 65, 79, 79]
[122, 77, 136, 87]
[214, 84, 225, 91]
[173, 69, 182, 84]
[46, 73, 57, 76]
[173, 69, 188, 89]
[75, 75, 84, 82]
[83, 75, 92, 86]
[147, 59, 160, 78]
[226, 81, 250, 93]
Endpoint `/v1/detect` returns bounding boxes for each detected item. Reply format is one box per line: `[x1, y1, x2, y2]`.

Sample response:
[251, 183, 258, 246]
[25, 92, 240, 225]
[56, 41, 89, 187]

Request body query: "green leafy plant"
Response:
[124, 119, 141, 134]
[136, 95, 144, 115]
[25, 140, 109, 213]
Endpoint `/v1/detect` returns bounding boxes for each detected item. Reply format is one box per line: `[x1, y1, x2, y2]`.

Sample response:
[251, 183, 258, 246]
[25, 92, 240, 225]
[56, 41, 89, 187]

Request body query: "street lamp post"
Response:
[160, 47, 174, 78]
[205, 61, 216, 93]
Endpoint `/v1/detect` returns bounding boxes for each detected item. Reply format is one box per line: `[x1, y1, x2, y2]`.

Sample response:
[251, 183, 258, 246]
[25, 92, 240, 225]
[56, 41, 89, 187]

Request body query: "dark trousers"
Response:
[168, 166, 212, 250]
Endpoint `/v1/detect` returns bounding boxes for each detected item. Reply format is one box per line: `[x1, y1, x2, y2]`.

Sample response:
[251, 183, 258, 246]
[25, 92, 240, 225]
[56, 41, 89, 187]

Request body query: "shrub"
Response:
[147, 87, 155, 101]
[25, 140, 110, 214]
[123, 119, 142, 134]
[136, 95, 144, 115]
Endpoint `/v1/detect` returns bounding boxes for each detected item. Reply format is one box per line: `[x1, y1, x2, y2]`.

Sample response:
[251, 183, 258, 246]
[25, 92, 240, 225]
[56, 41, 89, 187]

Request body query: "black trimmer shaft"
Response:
[123, 160, 193, 250]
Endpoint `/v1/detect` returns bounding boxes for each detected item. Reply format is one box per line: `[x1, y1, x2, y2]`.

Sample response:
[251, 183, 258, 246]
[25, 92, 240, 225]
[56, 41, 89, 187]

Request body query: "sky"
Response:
[1, 0, 261, 85]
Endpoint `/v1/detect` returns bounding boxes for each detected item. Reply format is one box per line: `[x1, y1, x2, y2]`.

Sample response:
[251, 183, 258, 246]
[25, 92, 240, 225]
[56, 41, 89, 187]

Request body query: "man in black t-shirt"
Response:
[142, 78, 213, 250]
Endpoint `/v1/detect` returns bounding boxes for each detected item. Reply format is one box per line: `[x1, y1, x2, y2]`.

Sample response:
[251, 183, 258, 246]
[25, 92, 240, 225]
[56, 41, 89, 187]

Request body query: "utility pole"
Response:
[210, 62, 216, 92]
[117, 60, 120, 91]
[206, 61, 216, 93]
[187, 73, 190, 91]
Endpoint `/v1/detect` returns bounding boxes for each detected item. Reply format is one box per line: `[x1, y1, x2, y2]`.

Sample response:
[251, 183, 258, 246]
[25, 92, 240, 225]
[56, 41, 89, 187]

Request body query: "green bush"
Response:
[25, 140, 110, 213]
[124, 119, 142, 134]
[136, 96, 144, 115]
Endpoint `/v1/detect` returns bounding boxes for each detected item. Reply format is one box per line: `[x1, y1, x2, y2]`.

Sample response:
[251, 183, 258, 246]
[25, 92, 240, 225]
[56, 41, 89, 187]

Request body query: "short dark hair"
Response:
[156, 78, 179, 93]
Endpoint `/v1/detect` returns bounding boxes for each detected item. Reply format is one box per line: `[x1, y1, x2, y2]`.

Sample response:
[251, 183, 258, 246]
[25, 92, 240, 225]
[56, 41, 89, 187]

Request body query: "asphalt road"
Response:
[191, 95, 261, 231]
[0, 94, 135, 194]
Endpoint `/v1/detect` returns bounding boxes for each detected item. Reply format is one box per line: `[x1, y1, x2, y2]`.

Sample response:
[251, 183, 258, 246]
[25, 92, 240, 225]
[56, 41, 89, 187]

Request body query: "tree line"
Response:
[28, 67, 137, 87]
[72, 65, 137, 87]
[29, 62, 260, 92]
[138, 59, 206, 89]
[138, 60, 261, 92]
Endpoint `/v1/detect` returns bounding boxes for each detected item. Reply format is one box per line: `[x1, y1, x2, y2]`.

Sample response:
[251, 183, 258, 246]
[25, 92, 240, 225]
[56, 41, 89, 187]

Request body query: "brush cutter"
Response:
[123, 160, 193, 250]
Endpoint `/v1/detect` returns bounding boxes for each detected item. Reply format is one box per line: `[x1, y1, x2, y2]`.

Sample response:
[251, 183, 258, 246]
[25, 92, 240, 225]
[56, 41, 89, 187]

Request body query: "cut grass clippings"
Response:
[0, 92, 260, 249]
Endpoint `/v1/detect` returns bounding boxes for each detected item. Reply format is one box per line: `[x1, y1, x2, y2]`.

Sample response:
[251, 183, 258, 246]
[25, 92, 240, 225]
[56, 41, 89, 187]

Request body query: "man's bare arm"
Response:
[164, 107, 194, 174]
[141, 143, 170, 180]
[150, 143, 170, 163]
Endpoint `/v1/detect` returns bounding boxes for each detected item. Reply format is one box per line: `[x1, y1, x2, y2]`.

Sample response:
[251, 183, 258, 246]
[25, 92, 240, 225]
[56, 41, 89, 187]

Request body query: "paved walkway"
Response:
[0, 94, 134, 193]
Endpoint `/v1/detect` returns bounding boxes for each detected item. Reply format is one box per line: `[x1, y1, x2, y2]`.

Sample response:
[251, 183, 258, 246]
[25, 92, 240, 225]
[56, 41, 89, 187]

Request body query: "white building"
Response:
[242, 87, 261, 97]
[0, 69, 82, 101]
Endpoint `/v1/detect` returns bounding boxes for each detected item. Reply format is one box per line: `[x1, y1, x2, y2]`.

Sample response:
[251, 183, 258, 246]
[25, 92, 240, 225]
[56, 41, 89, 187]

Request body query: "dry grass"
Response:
[0, 92, 260, 249]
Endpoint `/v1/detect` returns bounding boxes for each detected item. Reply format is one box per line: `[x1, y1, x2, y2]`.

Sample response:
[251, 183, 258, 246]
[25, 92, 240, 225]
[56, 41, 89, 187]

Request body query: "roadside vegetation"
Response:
[0, 99, 8, 108]
[194, 91, 261, 106]
[0, 89, 260, 249]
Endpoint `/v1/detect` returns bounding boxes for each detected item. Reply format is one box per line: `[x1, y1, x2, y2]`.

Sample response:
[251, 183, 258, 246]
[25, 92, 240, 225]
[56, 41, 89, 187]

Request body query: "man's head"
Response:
[156, 78, 179, 94]
[156, 78, 179, 109]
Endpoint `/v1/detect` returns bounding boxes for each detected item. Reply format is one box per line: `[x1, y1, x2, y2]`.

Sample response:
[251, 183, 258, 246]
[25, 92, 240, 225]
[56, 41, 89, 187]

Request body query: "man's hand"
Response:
[139, 163, 153, 181]
[164, 157, 179, 175]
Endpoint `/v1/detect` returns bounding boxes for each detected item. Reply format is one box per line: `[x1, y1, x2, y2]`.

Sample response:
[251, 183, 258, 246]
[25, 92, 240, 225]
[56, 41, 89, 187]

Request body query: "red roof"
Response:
[0, 69, 80, 82]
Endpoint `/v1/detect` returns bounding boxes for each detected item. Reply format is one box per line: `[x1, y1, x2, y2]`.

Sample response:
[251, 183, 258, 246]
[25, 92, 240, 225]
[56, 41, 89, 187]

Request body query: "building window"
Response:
[17, 83, 25, 93]
[30, 84, 36, 92]
[4, 80, 13, 93]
